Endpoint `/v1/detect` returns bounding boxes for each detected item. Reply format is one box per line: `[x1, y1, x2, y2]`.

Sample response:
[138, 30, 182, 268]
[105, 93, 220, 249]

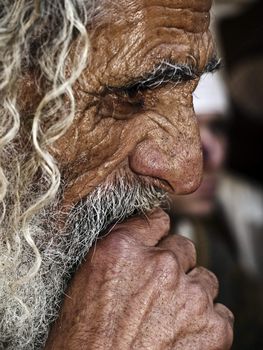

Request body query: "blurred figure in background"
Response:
[168, 72, 263, 350]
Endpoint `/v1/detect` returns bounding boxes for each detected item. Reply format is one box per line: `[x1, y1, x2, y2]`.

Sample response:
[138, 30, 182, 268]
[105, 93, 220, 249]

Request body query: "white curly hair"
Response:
[0, 2, 166, 348]
[0, 1, 91, 347]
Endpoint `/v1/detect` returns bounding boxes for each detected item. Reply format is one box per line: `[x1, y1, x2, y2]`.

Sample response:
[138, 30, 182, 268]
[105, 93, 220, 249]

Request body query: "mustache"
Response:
[64, 173, 167, 264]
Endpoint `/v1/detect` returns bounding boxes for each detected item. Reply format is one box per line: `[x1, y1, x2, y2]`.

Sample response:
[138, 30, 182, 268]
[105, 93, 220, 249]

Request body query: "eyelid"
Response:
[98, 89, 144, 119]
[122, 72, 197, 95]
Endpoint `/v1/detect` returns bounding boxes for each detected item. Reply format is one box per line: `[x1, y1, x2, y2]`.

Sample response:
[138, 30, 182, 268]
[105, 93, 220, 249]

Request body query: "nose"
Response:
[129, 125, 203, 195]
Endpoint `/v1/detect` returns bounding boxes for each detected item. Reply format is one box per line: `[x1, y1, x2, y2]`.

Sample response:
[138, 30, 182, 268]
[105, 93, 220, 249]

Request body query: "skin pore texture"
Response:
[0, 0, 234, 349]
[52, 0, 215, 207]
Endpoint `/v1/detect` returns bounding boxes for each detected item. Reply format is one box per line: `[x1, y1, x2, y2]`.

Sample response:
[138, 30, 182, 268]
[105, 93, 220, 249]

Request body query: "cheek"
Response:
[51, 100, 154, 199]
[52, 84, 202, 205]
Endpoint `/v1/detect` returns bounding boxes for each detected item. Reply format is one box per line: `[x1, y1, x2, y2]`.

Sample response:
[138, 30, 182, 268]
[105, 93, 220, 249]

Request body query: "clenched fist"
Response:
[45, 209, 234, 350]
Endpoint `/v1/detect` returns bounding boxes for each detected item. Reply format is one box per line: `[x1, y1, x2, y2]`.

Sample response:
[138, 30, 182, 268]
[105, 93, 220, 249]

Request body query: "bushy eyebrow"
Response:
[112, 57, 221, 94]
[125, 61, 197, 92]
[204, 56, 222, 73]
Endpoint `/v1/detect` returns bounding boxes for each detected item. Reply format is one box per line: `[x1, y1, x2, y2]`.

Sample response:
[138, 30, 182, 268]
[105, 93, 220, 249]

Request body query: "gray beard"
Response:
[0, 174, 166, 349]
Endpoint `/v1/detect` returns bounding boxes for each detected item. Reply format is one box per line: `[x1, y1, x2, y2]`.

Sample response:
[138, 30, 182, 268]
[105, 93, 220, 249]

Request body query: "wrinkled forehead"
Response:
[99, 0, 212, 35]
[89, 0, 214, 87]
[103, 0, 212, 19]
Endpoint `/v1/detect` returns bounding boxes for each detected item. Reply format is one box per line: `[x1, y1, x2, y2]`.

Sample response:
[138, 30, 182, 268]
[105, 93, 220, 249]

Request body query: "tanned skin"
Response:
[36, 0, 234, 348]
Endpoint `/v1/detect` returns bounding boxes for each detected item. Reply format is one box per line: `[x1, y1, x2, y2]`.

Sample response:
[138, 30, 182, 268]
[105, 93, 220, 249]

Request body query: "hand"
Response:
[45, 209, 233, 350]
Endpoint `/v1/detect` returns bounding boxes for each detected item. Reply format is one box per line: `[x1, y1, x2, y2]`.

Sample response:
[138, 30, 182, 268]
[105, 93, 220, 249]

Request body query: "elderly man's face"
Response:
[2, 1, 218, 348]
[52, 0, 215, 207]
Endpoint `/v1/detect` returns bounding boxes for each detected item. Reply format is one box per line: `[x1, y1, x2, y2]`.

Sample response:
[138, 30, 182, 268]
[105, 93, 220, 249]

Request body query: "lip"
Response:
[61, 165, 174, 211]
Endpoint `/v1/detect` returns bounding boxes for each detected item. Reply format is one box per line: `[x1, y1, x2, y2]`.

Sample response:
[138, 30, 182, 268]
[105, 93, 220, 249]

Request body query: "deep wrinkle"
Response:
[105, 57, 221, 94]
[94, 57, 221, 120]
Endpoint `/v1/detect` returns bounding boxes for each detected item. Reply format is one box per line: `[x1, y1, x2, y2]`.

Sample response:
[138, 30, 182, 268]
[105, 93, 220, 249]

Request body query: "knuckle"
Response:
[205, 268, 218, 285]
[188, 282, 209, 315]
[97, 232, 132, 258]
[215, 317, 226, 334]
[154, 208, 170, 227]
[185, 239, 197, 266]
[174, 235, 197, 267]
[160, 213, 171, 233]
[210, 304, 234, 349]
[201, 267, 219, 288]
[183, 237, 196, 256]
[224, 322, 234, 347]
[153, 250, 181, 284]
[157, 250, 179, 270]
[176, 235, 196, 253]
[213, 317, 233, 349]
[190, 266, 219, 297]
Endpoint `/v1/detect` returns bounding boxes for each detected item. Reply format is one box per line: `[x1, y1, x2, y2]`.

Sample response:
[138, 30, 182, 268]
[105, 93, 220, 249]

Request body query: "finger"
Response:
[111, 208, 170, 247]
[213, 303, 234, 349]
[214, 303, 234, 327]
[188, 266, 219, 300]
[157, 234, 196, 272]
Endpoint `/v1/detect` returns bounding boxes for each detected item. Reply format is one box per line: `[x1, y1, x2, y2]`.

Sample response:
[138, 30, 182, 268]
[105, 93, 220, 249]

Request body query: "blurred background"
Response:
[167, 1, 263, 349]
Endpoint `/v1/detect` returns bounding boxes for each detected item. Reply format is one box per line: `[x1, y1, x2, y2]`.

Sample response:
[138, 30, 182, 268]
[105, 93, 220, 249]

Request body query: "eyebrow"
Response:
[204, 56, 221, 73]
[112, 56, 221, 94]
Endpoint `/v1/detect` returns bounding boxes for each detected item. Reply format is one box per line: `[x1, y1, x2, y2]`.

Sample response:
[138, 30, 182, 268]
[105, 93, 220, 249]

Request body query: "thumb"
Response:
[111, 208, 170, 247]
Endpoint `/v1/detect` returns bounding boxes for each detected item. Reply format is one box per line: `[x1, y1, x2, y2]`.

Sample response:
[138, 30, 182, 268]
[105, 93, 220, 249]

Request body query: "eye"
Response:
[122, 84, 142, 98]
[98, 89, 144, 120]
